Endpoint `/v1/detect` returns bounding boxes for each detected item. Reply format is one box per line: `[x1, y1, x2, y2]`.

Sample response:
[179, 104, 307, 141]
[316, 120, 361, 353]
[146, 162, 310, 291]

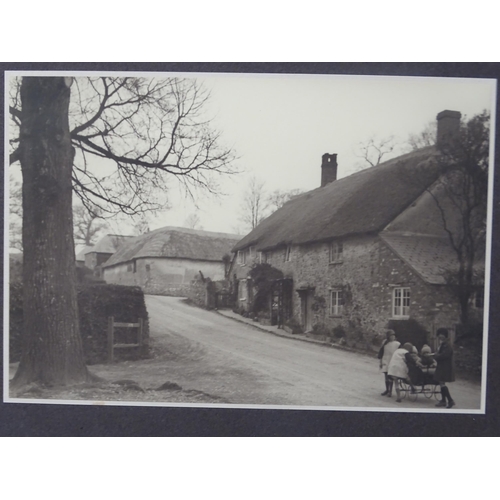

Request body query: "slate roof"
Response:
[233, 146, 440, 252]
[103, 226, 242, 267]
[380, 232, 485, 285]
[380, 233, 456, 285]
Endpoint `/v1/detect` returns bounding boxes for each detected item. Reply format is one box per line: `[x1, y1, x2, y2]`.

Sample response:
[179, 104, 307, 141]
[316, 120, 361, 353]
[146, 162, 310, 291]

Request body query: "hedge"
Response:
[9, 283, 150, 365]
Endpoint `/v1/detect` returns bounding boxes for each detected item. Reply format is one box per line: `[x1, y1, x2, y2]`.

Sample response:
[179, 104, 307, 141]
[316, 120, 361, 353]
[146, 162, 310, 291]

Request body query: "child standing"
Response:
[378, 329, 400, 397]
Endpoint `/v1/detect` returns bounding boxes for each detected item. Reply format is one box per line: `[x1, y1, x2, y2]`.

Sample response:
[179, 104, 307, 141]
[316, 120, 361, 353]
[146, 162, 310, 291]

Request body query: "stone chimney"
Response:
[436, 110, 461, 148]
[321, 153, 338, 187]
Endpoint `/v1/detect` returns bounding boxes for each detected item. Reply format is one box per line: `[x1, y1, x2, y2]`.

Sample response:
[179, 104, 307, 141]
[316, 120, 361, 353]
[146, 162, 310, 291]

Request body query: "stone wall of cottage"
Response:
[103, 256, 226, 296]
[255, 235, 460, 350]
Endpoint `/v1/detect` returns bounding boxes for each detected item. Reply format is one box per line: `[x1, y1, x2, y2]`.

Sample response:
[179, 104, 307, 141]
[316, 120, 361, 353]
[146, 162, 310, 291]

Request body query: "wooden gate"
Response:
[107, 317, 144, 363]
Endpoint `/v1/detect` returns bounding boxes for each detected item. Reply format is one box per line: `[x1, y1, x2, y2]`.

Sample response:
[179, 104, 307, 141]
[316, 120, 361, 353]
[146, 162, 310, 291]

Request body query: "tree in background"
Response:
[239, 179, 304, 233]
[9, 75, 237, 389]
[238, 176, 269, 231]
[267, 188, 303, 211]
[73, 203, 107, 246]
[354, 135, 401, 169]
[184, 212, 203, 230]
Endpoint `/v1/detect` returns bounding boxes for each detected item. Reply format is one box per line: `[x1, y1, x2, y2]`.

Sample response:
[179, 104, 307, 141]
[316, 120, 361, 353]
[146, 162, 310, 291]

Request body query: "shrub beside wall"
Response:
[9, 283, 150, 365]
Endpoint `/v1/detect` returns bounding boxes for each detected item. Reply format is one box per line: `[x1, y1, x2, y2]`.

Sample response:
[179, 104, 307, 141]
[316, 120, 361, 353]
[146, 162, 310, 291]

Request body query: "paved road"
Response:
[146, 295, 483, 412]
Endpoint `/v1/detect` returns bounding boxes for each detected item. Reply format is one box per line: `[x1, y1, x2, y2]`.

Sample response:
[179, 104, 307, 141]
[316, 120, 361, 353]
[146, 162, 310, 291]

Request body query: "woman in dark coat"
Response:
[433, 328, 456, 408]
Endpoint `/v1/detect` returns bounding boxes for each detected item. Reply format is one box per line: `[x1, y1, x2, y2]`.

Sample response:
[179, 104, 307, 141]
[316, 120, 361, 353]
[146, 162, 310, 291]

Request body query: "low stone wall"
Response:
[144, 282, 191, 297]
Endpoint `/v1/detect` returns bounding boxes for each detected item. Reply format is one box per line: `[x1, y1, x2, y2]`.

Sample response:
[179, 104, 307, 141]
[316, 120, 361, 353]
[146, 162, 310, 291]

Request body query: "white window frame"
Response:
[329, 240, 343, 264]
[393, 287, 410, 318]
[329, 289, 344, 317]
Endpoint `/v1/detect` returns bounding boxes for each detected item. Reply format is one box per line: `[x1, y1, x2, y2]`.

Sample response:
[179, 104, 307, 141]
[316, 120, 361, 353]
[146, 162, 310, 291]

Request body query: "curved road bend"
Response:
[145, 296, 482, 411]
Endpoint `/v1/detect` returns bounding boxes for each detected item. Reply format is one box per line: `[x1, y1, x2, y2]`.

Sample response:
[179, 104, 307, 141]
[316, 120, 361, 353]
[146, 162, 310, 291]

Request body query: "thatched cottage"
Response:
[231, 111, 485, 349]
[102, 226, 241, 296]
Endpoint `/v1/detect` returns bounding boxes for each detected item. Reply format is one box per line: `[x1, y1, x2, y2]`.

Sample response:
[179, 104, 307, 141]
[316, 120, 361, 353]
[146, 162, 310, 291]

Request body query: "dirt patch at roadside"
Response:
[9, 335, 227, 405]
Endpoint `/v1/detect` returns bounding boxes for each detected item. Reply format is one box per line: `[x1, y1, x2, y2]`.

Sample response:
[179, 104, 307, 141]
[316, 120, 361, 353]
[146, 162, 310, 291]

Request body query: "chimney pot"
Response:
[436, 110, 461, 148]
[321, 153, 338, 187]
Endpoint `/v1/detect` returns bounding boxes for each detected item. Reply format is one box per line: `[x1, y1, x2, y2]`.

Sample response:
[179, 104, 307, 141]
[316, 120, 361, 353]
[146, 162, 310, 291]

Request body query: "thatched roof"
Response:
[233, 146, 440, 252]
[103, 226, 241, 267]
[89, 234, 135, 255]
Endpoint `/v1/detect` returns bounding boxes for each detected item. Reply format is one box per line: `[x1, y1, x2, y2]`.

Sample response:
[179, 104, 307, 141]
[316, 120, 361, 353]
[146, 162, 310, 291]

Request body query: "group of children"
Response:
[378, 328, 456, 408]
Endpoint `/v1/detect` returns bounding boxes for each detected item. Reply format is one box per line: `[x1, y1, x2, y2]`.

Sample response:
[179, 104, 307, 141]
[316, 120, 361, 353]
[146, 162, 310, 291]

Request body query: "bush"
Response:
[9, 283, 149, 365]
[387, 318, 429, 351]
[78, 284, 150, 364]
[332, 326, 346, 339]
[311, 323, 330, 336]
[284, 317, 303, 334]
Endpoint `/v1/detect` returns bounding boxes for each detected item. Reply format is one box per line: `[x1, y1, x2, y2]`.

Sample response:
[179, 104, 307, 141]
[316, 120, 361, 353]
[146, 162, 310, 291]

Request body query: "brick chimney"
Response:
[321, 153, 338, 187]
[436, 110, 461, 148]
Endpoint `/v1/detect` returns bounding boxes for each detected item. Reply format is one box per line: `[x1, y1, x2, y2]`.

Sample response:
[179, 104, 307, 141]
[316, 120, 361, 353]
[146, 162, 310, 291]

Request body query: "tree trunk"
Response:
[12, 77, 89, 388]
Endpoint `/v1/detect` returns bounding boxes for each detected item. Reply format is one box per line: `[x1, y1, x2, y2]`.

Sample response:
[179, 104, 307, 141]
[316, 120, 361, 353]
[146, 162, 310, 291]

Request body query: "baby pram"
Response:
[396, 354, 441, 402]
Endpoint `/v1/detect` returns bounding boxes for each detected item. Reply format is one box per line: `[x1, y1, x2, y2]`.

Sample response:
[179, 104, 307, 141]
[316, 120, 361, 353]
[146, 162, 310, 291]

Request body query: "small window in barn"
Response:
[393, 287, 410, 318]
[133, 260, 137, 273]
[329, 290, 344, 316]
[127, 263, 133, 272]
[284, 245, 292, 262]
[329, 240, 343, 264]
[145, 264, 151, 272]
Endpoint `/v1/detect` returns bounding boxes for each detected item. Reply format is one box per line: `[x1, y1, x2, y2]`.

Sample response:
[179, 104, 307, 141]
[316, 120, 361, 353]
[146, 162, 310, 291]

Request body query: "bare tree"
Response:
[10, 76, 237, 216]
[407, 121, 437, 151]
[355, 135, 400, 169]
[133, 214, 152, 235]
[8, 75, 237, 389]
[267, 188, 303, 211]
[184, 212, 203, 230]
[73, 203, 107, 246]
[239, 176, 269, 231]
[12, 77, 90, 388]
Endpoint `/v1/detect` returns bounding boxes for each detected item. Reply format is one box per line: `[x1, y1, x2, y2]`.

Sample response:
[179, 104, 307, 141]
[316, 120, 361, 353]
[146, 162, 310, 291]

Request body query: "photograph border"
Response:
[1, 62, 499, 436]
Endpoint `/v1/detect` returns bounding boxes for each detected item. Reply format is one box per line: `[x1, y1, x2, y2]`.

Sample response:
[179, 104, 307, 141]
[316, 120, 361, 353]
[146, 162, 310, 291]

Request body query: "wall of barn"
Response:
[237, 235, 460, 349]
[102, 257, 226, 296]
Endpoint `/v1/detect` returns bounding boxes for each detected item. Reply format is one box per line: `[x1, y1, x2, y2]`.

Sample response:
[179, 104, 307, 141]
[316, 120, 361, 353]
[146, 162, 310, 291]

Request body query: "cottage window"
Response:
[329, 241, 343, 264]
[249, 246, 256, 260]
[258, 251, 264, 264]
[238, 250, 247, 266]
[393, 287, 410, 318]
[284, 245, 292, 262]
[330, 290, 344, 316]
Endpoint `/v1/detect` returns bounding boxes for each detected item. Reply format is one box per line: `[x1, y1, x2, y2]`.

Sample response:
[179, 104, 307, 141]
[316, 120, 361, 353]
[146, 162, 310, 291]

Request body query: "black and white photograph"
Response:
[4, 68, 496, 417]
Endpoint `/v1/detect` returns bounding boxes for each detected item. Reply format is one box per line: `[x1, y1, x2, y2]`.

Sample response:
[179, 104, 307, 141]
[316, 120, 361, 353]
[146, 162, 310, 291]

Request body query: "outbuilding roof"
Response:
[87, 234, 135, 255]
[233, 146, 440, 252]
[103, 226, 241, 267]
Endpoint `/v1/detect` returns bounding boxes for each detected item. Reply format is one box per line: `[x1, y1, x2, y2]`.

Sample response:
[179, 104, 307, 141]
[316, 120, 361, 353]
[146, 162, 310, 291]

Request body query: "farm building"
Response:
[102, 226, 241, 296]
